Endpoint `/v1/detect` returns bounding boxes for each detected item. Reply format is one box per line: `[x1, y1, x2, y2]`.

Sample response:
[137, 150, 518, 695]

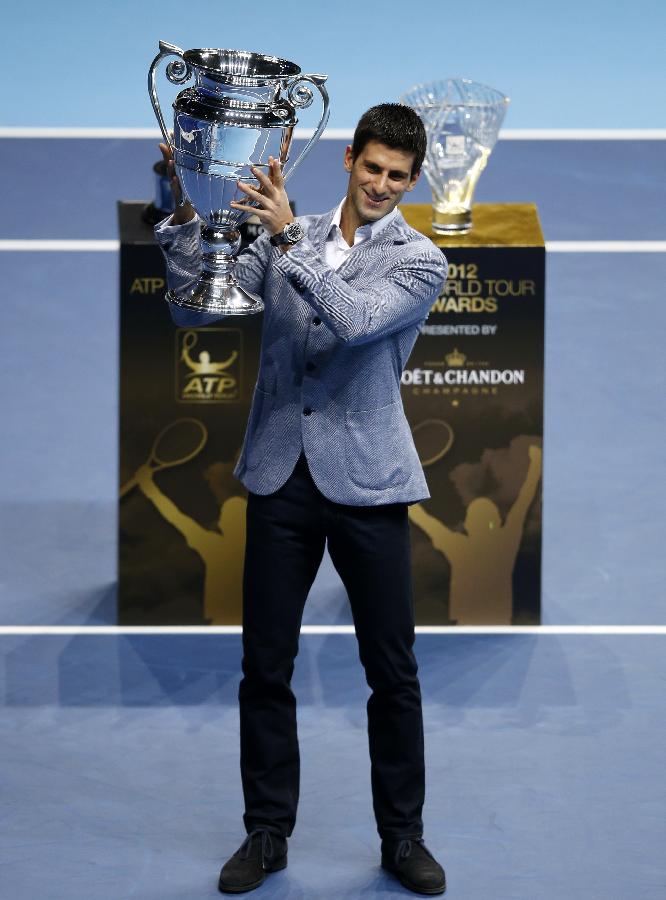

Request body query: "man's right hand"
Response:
[159, 143, 196, 225]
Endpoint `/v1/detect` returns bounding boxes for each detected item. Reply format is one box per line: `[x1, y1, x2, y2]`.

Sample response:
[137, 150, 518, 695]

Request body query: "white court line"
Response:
[499, 129, 666, 140]
[0, 240, 120, 252]
[0, 625, 664, 636]
[0, 128, 665, 140]
[1, 240, 665, 253]
[547, 241, 666, 252]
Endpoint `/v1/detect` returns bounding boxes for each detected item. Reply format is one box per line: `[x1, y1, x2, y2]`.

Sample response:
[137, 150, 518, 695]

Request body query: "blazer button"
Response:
[305, 361, 315, 371]
[312, 316, 321, 326]
[303, 406, 313, 416]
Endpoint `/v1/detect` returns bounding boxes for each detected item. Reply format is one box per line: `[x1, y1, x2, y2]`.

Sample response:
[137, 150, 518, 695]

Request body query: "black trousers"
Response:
[238, 451, 425, 842]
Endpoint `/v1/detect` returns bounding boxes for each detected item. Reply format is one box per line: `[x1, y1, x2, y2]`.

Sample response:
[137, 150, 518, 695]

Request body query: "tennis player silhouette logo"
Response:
[120, 418, 247, 624]
[178, 329, 240, 402]
[410, 421, 542, 624]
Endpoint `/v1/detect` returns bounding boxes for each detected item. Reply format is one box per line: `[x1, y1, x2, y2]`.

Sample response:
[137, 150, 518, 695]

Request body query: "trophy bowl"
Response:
[149, 41, 329, 315]
[401, 78, 509, 235]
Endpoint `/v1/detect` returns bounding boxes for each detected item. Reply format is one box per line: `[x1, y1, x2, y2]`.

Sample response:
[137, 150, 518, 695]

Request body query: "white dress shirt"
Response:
[323, 199, 398, 272]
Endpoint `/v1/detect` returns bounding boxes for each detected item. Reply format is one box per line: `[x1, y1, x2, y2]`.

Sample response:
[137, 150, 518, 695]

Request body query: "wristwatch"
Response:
[270, 221, 305, 247]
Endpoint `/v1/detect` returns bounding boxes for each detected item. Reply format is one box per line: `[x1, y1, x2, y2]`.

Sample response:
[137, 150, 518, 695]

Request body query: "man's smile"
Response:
[362, 189, 390, 208]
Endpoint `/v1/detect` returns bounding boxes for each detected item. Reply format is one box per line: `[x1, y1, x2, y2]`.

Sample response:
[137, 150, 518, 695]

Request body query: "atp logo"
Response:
[176, 328, 242, 403]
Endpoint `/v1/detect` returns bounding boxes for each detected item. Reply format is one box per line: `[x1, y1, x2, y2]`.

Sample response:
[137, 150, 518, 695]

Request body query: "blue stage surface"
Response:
[0, 132, 664, 899]
[1, 632, 664, 899]
[3, 1, 666, 894]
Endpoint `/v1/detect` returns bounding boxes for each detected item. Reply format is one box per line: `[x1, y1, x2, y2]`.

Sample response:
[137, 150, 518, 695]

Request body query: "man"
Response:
[155, 103, 448, 895]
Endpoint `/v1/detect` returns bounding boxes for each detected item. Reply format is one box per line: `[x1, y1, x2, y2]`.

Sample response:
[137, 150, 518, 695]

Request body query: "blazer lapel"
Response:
[334, 210, 414, 278]
[302, 206, 413, 280]
[306, 207, 338, 252]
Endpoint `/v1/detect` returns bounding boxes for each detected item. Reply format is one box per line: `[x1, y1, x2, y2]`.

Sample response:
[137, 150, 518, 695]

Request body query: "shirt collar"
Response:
[328, 198, 398, 246]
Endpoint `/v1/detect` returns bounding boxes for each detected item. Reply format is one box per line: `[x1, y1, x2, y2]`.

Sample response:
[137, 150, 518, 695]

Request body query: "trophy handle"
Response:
[148, 40, 192, 146]
[281, 74, 330, 183]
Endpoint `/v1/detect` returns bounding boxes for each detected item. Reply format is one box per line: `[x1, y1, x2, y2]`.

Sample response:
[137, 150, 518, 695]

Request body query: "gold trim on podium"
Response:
[400, 203, 545, 248]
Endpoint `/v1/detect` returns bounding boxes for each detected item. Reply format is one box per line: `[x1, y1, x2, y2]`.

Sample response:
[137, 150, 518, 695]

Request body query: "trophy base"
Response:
[167, 277, 264, 316]
[432, 209, 473, 235]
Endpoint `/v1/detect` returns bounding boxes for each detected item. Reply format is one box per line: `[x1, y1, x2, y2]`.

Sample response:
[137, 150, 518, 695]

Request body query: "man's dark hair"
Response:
[351, 103, 427, 177]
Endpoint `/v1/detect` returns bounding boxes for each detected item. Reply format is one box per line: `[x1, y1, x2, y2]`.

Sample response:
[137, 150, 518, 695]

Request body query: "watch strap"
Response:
[270, 222, 304, 246]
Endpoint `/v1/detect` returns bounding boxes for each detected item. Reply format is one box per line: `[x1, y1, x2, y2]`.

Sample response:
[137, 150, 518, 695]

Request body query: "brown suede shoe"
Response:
[218, 828, 288, 894]
[381, 837, 446, 895]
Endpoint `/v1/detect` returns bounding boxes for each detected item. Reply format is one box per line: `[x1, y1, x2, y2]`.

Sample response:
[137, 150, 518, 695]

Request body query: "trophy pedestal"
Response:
[399, 202, 545, 626]
[166, 224, 264, 316]
[404, 202, 545, 248]
[167, 278, 264, 316]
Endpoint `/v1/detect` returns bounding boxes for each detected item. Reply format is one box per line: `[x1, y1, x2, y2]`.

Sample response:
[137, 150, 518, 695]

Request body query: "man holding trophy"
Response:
[151, 43, 447, 894]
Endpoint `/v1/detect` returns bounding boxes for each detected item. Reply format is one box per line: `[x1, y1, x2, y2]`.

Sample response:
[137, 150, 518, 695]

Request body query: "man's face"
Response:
[344, 139, 420, 225]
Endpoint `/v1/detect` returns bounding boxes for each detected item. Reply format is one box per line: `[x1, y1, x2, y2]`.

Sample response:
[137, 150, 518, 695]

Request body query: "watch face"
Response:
[284, 222, 304, 243]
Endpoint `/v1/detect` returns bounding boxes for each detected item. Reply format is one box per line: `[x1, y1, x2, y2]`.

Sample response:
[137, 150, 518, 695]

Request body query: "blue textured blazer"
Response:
[155, 207, 447, 506]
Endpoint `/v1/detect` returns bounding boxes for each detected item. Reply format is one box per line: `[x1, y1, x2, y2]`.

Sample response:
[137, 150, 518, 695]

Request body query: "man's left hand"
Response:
[231, 156, 294, 237]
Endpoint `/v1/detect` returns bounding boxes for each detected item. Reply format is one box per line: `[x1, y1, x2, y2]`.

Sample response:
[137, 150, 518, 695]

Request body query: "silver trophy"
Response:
[149, 41, 329, 315]
[401, 79, 509, 234]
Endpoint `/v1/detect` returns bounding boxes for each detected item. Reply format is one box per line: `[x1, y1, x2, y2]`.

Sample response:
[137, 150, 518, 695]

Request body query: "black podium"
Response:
[401, 203, 544, 624]
[118, 201, 544, 625]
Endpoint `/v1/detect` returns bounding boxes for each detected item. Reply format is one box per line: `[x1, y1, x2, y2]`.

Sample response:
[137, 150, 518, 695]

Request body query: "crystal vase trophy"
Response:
[401, 79, 509, 235]
[149, 41, 329, 314]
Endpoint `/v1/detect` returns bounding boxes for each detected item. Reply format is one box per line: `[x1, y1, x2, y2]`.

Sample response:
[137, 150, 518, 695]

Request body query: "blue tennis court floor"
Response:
[0, 133, 664, 898]
[1, 632, 664, 899]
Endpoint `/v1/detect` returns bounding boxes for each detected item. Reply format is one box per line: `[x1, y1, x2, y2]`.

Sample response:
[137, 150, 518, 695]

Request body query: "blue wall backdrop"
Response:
[2, 0, 665, 128]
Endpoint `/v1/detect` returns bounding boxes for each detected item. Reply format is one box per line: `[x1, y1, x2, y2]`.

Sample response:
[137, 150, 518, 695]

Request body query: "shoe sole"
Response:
[218, 856, 288, 894]
[381, 860, 446, 895]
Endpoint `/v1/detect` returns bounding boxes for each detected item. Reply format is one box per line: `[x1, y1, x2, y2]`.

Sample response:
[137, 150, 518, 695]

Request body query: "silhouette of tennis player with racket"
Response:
[408, 443, 542, 624]
[135, 465, 247, 625]
[121, 418, 247, 624]
[120, 418, 207, 498]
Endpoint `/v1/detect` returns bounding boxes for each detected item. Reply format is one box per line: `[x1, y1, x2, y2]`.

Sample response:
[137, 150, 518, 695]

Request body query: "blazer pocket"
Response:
[345, 400, 410, 490]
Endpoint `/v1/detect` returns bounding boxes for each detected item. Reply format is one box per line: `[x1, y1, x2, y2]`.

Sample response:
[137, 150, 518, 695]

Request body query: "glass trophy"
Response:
[401, 79, 509, 234]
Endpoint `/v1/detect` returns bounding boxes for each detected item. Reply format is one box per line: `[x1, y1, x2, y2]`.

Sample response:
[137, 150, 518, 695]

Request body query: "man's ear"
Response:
[406, 169, 421, 192]
[343, 144, 354, 173]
